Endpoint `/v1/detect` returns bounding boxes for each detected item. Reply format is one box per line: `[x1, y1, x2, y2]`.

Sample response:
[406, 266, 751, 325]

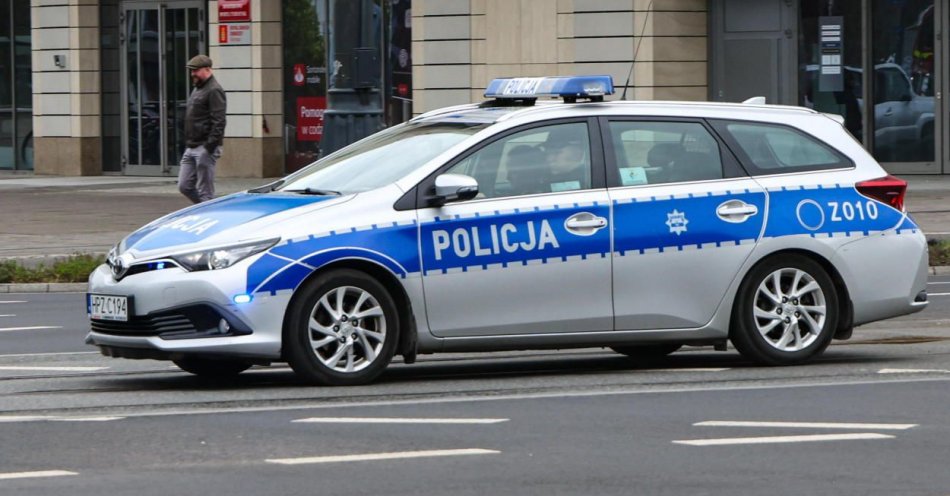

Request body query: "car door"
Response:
[602, 118, 766, 330]
[416, 119, 613, 338]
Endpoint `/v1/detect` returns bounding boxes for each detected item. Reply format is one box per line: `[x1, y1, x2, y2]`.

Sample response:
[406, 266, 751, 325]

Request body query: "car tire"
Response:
[173, 357, 252, 378]
[285, 269, 398, 386]
[730, 254, 838, 365]
[611, 344, 682, 361]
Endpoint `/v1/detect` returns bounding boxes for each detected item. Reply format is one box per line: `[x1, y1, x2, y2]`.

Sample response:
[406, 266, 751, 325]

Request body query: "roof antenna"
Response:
[620, 0, 654, 100]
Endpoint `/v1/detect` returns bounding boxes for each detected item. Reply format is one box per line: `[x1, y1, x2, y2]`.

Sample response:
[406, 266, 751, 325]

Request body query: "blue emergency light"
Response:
[484, 75, 614, 103]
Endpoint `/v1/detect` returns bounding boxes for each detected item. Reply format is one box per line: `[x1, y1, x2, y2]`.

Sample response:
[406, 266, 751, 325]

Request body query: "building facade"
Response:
[3, 0, 946, 177]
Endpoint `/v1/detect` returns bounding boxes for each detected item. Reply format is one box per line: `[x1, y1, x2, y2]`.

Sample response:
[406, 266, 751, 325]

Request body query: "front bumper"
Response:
[85, 263, 291, 360]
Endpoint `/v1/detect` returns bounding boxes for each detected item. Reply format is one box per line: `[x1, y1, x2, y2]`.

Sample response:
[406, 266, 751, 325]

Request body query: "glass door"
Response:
[121, 1, 204, 176]
[870, 0, 939, 174]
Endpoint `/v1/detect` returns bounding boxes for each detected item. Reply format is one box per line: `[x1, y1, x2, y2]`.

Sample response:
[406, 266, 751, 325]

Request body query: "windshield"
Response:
[279, 121, 489, 194]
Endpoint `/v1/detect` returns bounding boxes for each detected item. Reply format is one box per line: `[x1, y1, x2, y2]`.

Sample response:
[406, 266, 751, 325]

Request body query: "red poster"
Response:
[296, 97, 326, 142]
[218, 0, 251, 23]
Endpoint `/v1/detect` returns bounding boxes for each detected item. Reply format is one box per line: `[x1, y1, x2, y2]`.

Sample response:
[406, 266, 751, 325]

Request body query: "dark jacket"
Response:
[184, 75, 227, 152]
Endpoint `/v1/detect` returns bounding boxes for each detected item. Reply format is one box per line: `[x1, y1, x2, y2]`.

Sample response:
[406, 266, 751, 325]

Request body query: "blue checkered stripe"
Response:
[419, 201, 611, 276]
[243, 185, 918, 294]
[612, 189, 766, 256]
[245, 220, 420, 295]
[762, 184, 912, 239]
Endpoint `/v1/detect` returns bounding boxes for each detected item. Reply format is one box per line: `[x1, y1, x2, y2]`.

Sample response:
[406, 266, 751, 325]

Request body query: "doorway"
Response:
[120, 1, 204, 176]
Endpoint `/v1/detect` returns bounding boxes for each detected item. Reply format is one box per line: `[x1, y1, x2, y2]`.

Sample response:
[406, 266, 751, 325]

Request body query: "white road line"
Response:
[694, 420, 917, 430]
[49, 417, 124, 422]
[0, 470, 77, 480]
[0, 366, 108, 372]
[0, 314, 14, 317]
[926, 282, 950, 284]
[673, 433, 894, 446]
[266, 448, 499, 465]
[0, 326, 63, 333]
[0, 301, 27, 304]
[926, 292, 950, 296]
[0, 416, 123, 423]
[293, 417, 509, 425]
[649, 368, 730, 373]
[879, 368, 950, 374]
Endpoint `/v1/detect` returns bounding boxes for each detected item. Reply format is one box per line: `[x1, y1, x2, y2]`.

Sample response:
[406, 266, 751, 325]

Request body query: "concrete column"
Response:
[412, 0, 709, 114]
[31, 0, 102, 176]
[209, 0, 283, 178]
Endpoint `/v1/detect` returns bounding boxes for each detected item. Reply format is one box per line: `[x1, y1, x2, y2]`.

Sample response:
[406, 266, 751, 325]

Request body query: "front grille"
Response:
[89, 303, 253, 339]
[91, 312, 196, 336]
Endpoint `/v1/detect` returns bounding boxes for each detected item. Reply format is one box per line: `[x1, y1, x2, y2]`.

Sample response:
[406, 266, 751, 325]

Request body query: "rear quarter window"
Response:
[712, 120, 853, 175]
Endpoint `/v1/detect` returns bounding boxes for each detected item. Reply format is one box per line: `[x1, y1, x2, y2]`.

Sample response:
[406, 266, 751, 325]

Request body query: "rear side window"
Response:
[714, 121, 851, 174]
[607, 121, 724, 186]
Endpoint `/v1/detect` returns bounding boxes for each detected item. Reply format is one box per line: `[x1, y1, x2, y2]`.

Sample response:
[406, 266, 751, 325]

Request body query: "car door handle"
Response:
[717, 200, 758, 223]
[566, 218, 607, 229]
[564, 212, 608, 235]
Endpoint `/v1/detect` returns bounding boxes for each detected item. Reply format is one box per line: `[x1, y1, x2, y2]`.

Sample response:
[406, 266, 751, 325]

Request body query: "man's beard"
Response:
[191, 75, 200, 85]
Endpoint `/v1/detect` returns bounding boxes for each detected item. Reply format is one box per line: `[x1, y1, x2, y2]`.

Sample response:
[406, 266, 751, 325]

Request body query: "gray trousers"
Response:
[178, 145, 221, 203]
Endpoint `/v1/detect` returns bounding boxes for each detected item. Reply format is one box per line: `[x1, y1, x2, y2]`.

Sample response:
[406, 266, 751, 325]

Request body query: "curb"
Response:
[0, 283, 88, 293]
[932, 266, 950, 276]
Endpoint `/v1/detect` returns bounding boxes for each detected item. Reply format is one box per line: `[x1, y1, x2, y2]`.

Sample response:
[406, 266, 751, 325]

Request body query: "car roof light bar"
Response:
[483, 75, 615, 105]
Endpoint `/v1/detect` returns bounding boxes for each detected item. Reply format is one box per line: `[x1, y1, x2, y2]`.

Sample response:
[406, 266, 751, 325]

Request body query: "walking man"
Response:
[179, 54, 226, 203]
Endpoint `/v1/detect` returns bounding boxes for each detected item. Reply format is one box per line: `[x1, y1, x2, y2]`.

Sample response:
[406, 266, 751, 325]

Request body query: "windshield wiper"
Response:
[285, 187, 342, 196]
[247, 180, 285, 193]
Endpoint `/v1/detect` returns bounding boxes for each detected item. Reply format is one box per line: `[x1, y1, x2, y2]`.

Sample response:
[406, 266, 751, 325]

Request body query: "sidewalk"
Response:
[2, 173, 950, 263]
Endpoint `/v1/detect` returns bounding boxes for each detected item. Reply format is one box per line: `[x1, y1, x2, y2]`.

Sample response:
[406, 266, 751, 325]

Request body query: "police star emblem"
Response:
[665, 209, 689, 235]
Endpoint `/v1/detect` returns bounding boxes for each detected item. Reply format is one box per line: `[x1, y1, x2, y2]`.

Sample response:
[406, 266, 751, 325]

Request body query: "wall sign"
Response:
[819, 16, 844, 92]
[218, 0, 251, 23]
[219, 23, 251, 45]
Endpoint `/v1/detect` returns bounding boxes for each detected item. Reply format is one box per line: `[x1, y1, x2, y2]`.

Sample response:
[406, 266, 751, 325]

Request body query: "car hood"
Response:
[120, 192, 342, 255]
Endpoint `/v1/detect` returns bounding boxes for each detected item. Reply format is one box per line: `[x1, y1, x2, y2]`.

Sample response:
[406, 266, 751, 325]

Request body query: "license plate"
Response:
[88, 294, 129, 322]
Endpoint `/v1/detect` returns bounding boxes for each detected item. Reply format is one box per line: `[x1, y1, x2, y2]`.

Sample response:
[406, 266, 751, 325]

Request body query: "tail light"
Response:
[856, 175, 907, 211]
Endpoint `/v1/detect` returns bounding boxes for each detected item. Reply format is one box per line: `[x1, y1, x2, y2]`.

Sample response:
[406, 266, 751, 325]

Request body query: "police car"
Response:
[87, 75, 929, 385]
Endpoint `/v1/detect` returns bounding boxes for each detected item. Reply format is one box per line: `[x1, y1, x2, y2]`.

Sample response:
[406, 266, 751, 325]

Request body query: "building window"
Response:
[0, 0, 32, 170]
[871, 0, 934, 163]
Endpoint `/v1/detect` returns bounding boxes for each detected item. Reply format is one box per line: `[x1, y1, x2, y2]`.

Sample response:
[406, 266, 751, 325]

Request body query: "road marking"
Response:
[0, 366, 108, 372]
[673, 433, 894, 446]
[879, 368, 950, 374]
[0, 301, 26, 304]
[694, 420, 917, 430]
[0, 416, 123, 423]
[926, 282, 950, 284]
[0, 470, 77, 480]
[266, 448, 499, 465]
[649, 368, 730, 373]
[926, 292, 950, 296]
[0, 314, 14, 317]
[0, 326, 63, 333]
[293, 417, 509, 425]
[49, 417, 124, 422]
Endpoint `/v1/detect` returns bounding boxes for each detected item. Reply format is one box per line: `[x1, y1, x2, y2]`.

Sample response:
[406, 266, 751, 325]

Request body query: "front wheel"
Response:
[285, 269, 398, 386]
[730, 255, 838, 365]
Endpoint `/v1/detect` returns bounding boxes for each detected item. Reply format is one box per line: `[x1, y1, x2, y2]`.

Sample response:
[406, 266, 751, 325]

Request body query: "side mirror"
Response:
[431, 174, 479, 206]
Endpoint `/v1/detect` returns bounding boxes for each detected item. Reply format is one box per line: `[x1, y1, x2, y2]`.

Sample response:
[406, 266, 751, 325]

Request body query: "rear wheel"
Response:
[285, 269, 398, 386]
[611, 344, 682, 361]
[730, 254, 838, 365]
[173, 357, 252, 378]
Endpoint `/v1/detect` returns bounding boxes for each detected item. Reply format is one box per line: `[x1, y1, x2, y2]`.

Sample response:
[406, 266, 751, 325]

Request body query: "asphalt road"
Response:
[1, 280, 949, 495]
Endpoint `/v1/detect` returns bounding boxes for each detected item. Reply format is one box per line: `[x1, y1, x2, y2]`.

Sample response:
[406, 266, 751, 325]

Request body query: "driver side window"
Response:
[446, 122, 591, 199]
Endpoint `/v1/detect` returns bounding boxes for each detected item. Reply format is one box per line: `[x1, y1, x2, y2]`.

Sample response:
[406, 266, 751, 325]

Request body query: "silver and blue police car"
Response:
[87, 76, 929, 385]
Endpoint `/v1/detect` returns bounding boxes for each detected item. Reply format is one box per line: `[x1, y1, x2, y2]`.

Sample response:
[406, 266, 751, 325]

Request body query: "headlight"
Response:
[171, 238, 280, 272]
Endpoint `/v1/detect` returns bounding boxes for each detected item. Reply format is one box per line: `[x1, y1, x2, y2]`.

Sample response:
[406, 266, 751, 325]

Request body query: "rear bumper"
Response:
[833, 228, 929, 326]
